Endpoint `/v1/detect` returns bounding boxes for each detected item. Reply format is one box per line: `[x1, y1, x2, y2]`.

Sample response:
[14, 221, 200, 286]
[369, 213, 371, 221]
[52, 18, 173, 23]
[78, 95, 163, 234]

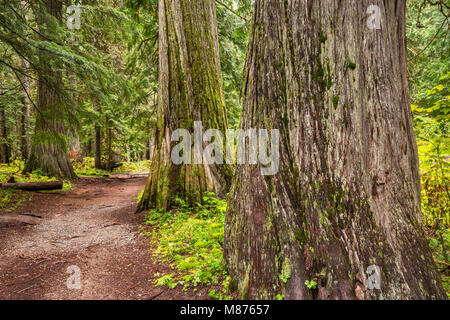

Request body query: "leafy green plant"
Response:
[72, 157, 109, 177]
[73, 157, 150, 177]
[0, 189, 28, 211]
[136, 189, 144, 203]
[305, 279, 318, 290]
[142, 192, 230, 299]
[412, 71, 449, 298]
[0, 161, 74, 211]
[116, 160, 150, 174]
[279, 273, 291, 284]
[154, 273, 178, 289]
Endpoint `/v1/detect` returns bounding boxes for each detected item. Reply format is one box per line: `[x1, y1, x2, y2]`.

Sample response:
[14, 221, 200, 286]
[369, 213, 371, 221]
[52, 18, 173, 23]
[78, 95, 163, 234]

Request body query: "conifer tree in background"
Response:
[23, 0, 76, 178]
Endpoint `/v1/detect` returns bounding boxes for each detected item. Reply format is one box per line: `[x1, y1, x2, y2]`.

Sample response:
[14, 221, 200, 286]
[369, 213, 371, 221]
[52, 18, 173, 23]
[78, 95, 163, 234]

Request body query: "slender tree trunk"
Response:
[67, 43, 80, 159]
[145, 141, 150, 161]
[0, 103, 10, 164]
[19, 0, 31, 161]
[0, 80, 10, 163]
[224, 0, 445, 300]
[146, 124, 154, 161]
[91, 32, 105, 171]
[147, 135, 155, 161]
[20, 59, 31, 161]
[82, 138, 92, 158]
[94, 102, 102, 169]
[20, 95, 31, 160]
[24, 0, 76, 178]
[137, 0, 232, 211]
[94, 126, 102, 168]
[126, 145, 131, 163]
[106, 119, 112, 172]
[67, 128, 80, 156]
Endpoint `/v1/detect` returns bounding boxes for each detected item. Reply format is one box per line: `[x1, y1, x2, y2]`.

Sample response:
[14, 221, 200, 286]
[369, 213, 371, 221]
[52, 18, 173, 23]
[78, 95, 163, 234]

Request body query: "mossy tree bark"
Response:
[224, 0, 446, 299]
[23, 0, 76, 179]
[137, 0, 232, 211]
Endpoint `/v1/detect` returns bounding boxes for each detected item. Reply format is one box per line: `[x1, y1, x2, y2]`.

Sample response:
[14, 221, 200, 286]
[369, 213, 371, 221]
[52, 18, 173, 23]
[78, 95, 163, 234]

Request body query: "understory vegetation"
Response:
[141, 192, 232, 300]
[72, 157, 150, 176]
[407, 1, 449, 296]
[141, 181, 449, 299]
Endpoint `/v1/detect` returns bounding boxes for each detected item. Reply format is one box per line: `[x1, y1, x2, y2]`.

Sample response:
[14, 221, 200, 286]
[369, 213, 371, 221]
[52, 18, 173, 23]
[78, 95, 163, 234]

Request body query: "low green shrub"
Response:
[0, 160, 72, 211]
[141, 192, 231, 299]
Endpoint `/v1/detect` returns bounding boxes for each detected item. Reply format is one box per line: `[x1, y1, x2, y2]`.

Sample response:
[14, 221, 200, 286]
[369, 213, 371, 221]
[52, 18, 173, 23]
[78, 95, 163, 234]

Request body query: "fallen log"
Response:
[0, 180, 63, 191]
[109, 172, 149, 180]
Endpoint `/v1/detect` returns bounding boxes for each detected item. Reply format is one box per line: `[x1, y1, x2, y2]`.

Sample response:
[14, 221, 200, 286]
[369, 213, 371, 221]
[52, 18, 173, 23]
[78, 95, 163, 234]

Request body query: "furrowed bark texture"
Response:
[224, 0, 445, 299]
[137, 0, 232, 211]
[24, 0, 76, 179]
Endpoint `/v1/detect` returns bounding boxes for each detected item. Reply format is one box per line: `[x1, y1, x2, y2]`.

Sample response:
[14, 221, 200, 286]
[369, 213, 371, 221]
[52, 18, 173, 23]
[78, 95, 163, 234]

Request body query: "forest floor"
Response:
[0, 175, 211, 300]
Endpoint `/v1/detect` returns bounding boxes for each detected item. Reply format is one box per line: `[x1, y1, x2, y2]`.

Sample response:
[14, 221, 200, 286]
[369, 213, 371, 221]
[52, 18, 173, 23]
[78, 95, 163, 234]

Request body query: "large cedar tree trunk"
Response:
[137, 0, 232, 211]
[224, 0, 445, 300]
[24, 0, 76, 178]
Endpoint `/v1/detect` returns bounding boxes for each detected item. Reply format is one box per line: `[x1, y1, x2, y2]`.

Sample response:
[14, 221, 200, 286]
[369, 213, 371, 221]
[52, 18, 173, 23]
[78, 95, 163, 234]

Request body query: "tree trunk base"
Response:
[23, 143, 77, 179]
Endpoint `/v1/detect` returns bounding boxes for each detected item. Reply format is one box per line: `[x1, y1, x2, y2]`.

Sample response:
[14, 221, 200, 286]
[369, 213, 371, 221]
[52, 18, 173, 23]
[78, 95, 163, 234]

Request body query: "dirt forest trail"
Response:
[0, 176, 209, 300]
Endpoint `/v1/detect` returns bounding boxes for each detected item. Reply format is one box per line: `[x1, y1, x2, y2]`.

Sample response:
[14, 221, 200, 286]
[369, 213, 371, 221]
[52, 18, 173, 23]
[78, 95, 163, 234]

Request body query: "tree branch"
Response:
[216, 0, 249, 22]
